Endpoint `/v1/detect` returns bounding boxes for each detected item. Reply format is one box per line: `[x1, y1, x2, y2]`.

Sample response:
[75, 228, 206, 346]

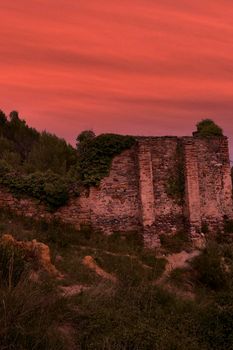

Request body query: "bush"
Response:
[76, 133, 136, 186]
[192, 242, 227, 290]
[0, 166, 69, 210]
[195, 119, 223, 137]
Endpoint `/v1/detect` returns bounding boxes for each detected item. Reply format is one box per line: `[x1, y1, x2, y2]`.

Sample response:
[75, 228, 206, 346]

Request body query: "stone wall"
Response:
[185, 136, 233, 234]
[0, 135, 232, 246]
[138, 138, 184, 247]
[183, 138, 202, 236]
[0, 186, 90, 227]
[88, 145, 141, 233]
[0, 146, 142, 234]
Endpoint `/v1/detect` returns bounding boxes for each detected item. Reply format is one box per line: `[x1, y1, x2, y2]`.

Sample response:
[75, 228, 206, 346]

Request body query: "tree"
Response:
[9, 110, 20, 125]
[0, 110, 7, 126]
[0, 110, 7, 137]
[4, 111, 40, 160]
[195, 119, 223, 137]
[27, 131, 77, 175]
[76, 130, 95, 151]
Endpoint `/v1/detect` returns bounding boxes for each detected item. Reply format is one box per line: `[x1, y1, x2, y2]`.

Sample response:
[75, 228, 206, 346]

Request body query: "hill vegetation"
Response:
[0, 110, 135, 209]
[0, 208, 233, 349]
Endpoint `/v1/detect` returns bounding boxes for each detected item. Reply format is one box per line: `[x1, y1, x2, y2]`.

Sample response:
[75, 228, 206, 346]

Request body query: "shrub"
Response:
[195, 119, 223, 137]
[0, 166, 69, 210]
[192, 242, 227, 290]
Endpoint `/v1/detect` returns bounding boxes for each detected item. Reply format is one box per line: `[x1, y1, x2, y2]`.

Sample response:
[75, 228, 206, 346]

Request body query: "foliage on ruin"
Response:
[166, 142, 185, 204]
[76, 132, 136, 186]
[195, 119, 223, 137]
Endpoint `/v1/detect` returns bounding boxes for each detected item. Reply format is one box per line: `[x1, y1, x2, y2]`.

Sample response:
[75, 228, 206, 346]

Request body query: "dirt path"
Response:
[165, 250, 200, 275]
[79, 246, 152, 269]
[155, 250, 200, 300]
[79, 245, 137, 258]
[157, 250, 200, 283]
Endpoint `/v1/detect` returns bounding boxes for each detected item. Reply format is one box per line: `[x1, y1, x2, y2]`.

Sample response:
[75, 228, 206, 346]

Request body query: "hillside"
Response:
[1, 112, 233, 349]
[0, 207, 233, 349]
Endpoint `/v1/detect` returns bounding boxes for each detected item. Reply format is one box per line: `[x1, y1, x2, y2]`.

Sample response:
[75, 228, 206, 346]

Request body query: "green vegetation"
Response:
[0, 278, 70, 350]
[1, 209, 233, 349]
[166, 142, 185, 204]
[0, 110, 136, 208]
[192, 242, 229, 290]
[160, 231, 191, 253]
[195, 119, 223, 137]
[0, 111, 232, 348]
[0, 165, 69, 210]
[0, 110, 77, 209]
[76, 131, 136, 186]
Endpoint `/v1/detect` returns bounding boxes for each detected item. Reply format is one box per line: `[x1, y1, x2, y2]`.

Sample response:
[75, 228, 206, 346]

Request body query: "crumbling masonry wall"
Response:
[183, 136, 233, 236]
[0, 136, 232, 246]
[138, 137, 184, 247]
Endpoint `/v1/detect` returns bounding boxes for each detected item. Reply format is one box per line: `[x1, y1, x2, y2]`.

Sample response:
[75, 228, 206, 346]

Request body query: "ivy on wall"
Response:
[77, 133, 136, 187]
[166, 142, 185, 205]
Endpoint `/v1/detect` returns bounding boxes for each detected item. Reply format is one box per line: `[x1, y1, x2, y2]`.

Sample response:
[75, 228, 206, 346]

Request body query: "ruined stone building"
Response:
[0, 135, 232, 247]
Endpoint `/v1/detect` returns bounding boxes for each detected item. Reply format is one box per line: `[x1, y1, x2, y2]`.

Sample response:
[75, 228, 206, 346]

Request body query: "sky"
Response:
[0, 0, 232, 156]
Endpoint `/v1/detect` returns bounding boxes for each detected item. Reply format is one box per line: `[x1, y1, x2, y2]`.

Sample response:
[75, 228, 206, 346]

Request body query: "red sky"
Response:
[0, 0, 233, 156]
